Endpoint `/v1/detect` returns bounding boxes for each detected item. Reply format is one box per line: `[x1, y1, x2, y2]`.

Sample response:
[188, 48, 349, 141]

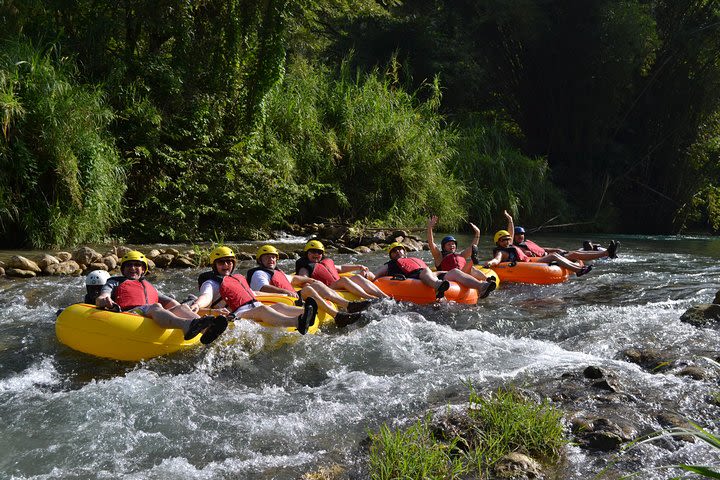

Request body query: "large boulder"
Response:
[45, 260, 82, 275]
[37, 254, 60, 270]
[494, 452, 544, 479]
[102, 255, 118, 271]
[153, 253, 174, 269]
[680, 304, 720, 328]
[171, 255, 195, 268]
[7, 255, 41, 273]
[56, 251, 72, 262]
[146, 249, 161, 260]
[0, 267, 4, 276]
[714, 290, 720, 305]
[72, 247, 101, 266]
[6, 268, 37, 278]
[86, 262, 108, 273]
[571, 416, 636, 451]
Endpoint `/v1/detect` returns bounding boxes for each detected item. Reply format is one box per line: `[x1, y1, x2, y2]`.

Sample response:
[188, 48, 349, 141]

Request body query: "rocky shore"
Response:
[0, 223, 426, 279]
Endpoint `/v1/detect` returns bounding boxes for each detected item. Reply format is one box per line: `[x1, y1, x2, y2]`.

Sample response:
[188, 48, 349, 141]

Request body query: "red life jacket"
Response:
[310, 258, 341, 286]
[518, 239, 546, 257]
[508, 245, 531, 262]
[388, 257, 427, 276]
[220, 274, 257, 311]
[246, 266, 294, 291]
[439, 253, 466, 271]
[113, 278, 159, 310]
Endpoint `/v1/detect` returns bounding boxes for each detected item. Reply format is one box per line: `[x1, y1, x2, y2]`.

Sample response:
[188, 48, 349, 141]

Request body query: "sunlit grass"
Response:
[368, 387, 567, 479]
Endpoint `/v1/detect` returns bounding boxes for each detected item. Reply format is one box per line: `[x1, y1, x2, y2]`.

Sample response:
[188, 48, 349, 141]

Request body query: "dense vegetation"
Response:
[1, 1, 719, 247]
[368, 388, 566, 479]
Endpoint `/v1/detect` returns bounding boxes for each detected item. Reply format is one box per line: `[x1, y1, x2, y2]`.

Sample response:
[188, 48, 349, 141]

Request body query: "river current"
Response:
[0, 233, 719, 479]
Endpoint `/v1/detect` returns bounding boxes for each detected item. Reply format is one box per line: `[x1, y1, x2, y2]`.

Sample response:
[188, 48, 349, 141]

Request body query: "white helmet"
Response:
[85, 270, 111, 286]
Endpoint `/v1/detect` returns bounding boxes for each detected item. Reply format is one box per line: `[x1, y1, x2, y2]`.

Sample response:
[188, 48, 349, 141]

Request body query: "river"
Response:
[0, 233, 718, 479]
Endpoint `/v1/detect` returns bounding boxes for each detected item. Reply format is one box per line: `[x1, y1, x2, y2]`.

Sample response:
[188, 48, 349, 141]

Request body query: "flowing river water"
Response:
[1, 233, 719, 479]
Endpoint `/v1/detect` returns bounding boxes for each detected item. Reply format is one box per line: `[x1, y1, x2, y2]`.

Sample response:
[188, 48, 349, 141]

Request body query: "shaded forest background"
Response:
[1, 0, 719, 248]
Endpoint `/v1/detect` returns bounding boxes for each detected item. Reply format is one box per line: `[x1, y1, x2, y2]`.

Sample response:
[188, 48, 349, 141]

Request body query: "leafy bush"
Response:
[263, 56, 465, 228]
[0, 40, 125, 248]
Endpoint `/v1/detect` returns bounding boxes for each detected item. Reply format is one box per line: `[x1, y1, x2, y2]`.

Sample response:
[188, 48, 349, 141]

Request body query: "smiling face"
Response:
[513, 231, 525, 244]
[497, 236, 512, 247]
[306, 249, 323, 263]
[259, 253, 278, 269]
[389, 247, 406, 260]
[442, 241, 457, 253]
[121, 261, 145, 280]
[213, 257, 236, 276]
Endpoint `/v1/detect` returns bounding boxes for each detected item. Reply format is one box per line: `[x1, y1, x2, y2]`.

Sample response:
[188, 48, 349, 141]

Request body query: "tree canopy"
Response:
[1, 0, 719, 247]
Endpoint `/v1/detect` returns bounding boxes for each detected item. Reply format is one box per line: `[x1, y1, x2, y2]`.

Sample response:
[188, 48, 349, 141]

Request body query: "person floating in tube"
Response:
[95, 251, 228, 344]
[188, 246, 318, 334]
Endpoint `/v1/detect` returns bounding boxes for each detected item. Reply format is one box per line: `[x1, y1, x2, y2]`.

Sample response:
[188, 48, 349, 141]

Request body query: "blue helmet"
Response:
[440, 236, 457, 250]
[514, 226, 526, 234]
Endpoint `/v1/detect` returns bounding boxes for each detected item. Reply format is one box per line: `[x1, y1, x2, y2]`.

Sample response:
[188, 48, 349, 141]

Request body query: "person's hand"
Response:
[469, 222, 480, 234]
[428, 215, 438, 228]
[287, 290, 299, 298]
[504, 210, 513, 220]
[97, 295, 115, 310]
[189, 303, 200, 313]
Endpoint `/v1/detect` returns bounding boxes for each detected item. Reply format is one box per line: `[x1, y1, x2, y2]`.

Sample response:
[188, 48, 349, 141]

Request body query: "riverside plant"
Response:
[599, 423, 720, 479]
[368, 387, 566, 479]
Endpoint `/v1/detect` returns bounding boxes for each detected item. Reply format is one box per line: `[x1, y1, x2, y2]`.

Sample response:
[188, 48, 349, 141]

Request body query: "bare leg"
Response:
[443, 268, 491, 290]
[347, 276, 391, 298]
[166, 303, 199, 319]
[538, 254, 583, 272]
[418, 268, 443, 289]
[460, 262, 488, 281]
[330, 277, 378, 300]
[565, 250, 609, 261]
[301, 282, 349, 309]
[299, 285, 340, 316]
[238, 305, 298, 328]
[146, 304, 194, 332]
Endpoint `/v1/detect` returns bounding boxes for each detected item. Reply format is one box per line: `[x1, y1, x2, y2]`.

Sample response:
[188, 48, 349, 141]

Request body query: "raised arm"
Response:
[426, 215, 442, 265]
[504, 210, 515, 245]
[460, 222, 481, 258]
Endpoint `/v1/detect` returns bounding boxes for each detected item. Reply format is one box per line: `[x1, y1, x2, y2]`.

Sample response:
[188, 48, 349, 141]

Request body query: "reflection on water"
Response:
[0, 234, 719, 479]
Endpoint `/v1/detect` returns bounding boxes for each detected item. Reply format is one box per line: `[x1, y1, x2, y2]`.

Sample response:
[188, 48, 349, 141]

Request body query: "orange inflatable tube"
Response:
[478, 258, 579, 285]
[374, 277, 479, 304]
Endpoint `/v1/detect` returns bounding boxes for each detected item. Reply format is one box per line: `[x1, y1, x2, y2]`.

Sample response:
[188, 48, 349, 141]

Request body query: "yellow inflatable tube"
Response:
[56, 303, 200, 361]
[201, 293, 324, 334]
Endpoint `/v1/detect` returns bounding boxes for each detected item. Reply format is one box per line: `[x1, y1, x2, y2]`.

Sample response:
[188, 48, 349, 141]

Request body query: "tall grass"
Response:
[368, 387, 567, 479]
[466, 387, 566, 473]
[0, 39, 125, 248]
[451, 115, 569, 231]
[369, 418, 467, 480]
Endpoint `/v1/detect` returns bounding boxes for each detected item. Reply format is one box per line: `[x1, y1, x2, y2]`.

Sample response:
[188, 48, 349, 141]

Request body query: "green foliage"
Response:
[368, 386, 567, 479]
[602, 423, 720, 479]
[466, 387, 566, 472]
[451, 116, 568, 231]
[0, 39, 125, 248]
[369, 417, 467, 480]
[263, 56, 465, 228]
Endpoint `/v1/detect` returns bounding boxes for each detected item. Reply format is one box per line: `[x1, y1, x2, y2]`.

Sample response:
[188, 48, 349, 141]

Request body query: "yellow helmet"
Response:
[210, 246, 236, 265]
[304, 240, 325, 252]
[120, 250, 148, 270]
[387, 242, 405, 255]
[493, 230, 512, 244]
[256, 244, 279, 261]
